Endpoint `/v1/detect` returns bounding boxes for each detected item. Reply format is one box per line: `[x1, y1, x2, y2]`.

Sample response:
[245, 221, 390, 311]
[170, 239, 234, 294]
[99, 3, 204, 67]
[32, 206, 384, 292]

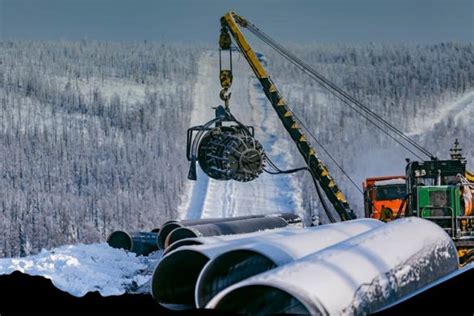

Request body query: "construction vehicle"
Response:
[185, 11, 474, 265]
[363, 176, 406, 221]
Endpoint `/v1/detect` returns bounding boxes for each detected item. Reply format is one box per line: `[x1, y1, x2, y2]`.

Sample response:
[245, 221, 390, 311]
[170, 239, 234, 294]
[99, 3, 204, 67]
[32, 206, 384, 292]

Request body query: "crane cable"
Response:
[248, 26, 426, 160]
[227, 110, 337, 222]
[293, 110, 364, 195]
[262, 151, 337, 223]
[242, 21, 436, 161]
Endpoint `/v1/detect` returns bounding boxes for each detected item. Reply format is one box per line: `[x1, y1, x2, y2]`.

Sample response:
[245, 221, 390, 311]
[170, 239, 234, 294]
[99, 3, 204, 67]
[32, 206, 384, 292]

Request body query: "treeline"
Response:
[0, 40, 201, 257]
[1, 40, 472, 256]
[264, 42, 473, 219]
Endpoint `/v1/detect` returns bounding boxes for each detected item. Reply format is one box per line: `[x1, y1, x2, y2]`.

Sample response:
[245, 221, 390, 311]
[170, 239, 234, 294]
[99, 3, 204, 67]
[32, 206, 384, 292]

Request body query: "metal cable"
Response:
[292, 111, 364, 195]
[244, 22, 435, 160]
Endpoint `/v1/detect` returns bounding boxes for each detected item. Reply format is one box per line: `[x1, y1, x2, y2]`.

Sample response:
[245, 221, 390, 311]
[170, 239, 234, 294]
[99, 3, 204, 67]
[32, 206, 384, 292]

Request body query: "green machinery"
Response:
[405, 148, 474, 264]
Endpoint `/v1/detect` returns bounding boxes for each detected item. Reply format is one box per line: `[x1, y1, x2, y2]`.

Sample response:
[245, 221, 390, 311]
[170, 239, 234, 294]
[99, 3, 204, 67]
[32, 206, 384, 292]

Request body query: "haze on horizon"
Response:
[1, 0, 472, 44]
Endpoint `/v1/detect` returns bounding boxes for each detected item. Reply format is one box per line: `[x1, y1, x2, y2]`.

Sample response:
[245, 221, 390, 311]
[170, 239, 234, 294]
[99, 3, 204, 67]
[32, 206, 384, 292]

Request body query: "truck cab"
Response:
[363, 176, 407, 221]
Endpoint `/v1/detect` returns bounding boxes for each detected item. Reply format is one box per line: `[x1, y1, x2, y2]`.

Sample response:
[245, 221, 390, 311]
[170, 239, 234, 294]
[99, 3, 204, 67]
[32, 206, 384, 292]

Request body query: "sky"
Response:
[1, 0, 473, 43]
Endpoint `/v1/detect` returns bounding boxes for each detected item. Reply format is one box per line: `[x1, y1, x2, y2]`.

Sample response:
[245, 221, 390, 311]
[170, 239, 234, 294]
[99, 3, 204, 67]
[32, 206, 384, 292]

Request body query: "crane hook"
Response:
[220, 88, 232, 109]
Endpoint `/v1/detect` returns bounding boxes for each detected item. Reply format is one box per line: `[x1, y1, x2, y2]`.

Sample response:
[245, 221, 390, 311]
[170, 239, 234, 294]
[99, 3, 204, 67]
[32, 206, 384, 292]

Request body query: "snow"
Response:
[0, 243, 161, 297]
[177, 50, 304, 220]
[407, 90, 474, 137]
[0, 49, 306, 299]
[373, 178, 406, 185]
[1, 48, 469, 303]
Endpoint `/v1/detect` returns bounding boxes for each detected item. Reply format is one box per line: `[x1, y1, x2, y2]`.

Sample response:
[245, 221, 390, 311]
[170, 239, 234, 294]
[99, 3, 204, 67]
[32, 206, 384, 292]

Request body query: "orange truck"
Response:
[363, 176, 407, 221]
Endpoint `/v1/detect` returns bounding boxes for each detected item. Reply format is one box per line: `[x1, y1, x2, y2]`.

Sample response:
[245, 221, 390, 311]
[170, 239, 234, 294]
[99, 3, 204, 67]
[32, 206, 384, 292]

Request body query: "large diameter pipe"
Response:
[151, 226, 315, 310]
[164, 216, 288, 248]
[157, 213, 300, 249]
[163, 225, 303, 256]
[157, 215, 266, 249]
[207, 217, 459, 315]
[195, 218, 383, 308]
[107, 231, 158, 256]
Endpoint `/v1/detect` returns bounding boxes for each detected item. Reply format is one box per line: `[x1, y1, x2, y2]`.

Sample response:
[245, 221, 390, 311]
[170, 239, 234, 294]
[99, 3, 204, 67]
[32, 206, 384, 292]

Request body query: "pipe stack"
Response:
[207, 218, 459, 314]
[151, 219, 381, 310]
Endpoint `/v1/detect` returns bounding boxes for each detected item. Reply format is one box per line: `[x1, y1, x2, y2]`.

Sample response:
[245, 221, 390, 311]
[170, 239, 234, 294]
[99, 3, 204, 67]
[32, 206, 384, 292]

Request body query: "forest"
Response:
[0, 40, 472, 257]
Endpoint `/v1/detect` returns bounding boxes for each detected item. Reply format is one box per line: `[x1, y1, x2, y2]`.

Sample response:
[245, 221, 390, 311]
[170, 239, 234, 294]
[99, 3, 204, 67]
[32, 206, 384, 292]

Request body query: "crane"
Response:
[186, 11, 474, 262]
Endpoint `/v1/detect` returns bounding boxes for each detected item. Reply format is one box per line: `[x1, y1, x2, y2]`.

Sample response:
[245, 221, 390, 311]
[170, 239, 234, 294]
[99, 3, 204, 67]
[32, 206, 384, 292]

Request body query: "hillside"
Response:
[0, 40, 472, 257]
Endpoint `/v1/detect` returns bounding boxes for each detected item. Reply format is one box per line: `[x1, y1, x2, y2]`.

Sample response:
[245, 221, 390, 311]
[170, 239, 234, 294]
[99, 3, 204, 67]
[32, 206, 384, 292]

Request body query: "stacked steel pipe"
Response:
[207, 218, 459, 314]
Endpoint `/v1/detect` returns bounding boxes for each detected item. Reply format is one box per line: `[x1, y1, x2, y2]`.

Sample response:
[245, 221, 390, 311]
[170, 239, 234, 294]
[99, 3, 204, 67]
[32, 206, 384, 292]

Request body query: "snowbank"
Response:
[0, 243, 161, 297]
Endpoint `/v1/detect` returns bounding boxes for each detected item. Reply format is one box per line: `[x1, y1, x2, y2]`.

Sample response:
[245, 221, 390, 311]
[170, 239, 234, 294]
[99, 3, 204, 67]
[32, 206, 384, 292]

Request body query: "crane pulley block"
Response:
[219, 28, 232, 50]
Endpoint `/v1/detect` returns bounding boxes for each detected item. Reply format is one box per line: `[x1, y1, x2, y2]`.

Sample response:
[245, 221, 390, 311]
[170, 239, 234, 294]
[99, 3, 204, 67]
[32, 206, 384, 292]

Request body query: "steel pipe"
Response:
[163, 225, 302, 256]
[195, 218, 383, 307]
[207, 218, 459, 314]
[107, 231, 158, 256]
[157, 215, 266, 249]
[151, 226, 313, 310]
[164, 216, 288, 248]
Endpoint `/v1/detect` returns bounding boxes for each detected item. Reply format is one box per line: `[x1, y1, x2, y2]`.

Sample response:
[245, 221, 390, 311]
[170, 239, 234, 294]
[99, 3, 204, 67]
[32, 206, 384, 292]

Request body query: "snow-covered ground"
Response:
[0, 243, 161, 297]
[0, 50, 307, 298]
[0, 49, 470, 302]
[177, 50, 304, 220]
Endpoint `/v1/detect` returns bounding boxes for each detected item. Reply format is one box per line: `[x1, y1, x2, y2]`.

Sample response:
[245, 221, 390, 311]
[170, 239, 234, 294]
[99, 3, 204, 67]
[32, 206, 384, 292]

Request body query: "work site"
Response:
[1, 2, 473, 315]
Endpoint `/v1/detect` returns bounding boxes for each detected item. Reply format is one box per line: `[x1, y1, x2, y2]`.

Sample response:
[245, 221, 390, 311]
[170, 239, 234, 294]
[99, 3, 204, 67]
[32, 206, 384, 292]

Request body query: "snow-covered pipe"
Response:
[157, 215, 265, 249]
[163, 225, 302, 256]
[107, 231, 158, 256]
[152, 226, 314, 310]
[195, 218, 383, 307]
[207, 218, 459, 315]
[164, 216, 288, 248]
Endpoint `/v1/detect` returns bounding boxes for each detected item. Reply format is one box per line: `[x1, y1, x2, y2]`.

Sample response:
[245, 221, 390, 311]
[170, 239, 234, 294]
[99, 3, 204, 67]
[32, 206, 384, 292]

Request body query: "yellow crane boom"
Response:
[220, 11, 356, 221]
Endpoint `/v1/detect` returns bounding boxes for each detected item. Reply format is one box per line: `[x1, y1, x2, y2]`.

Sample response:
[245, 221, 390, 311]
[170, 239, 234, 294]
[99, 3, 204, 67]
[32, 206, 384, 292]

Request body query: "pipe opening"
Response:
[107, 231, 132, 250]
[212, 284, 311, 314]
[196, 249, 277, 308]
[164, 239, 204, 256]
[165, 227, 199, 248]
[157, 222, 182, 249]
[152, 249, 209, 309]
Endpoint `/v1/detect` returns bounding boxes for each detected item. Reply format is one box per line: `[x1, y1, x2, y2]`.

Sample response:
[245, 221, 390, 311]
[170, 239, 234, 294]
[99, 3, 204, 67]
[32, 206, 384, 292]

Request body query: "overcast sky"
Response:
[1, 0, 473, 43]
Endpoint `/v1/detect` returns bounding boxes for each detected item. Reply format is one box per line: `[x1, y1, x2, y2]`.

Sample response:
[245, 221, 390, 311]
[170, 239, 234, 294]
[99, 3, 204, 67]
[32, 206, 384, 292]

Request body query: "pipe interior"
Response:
[213, 284, 312, 314]
[196, 249, 277, 308]
[107, 231, 132, 250]
[166, 227, 199, 248]
[157, 222, 181, 249]
[152, 250, 209, 308]
[164, 239, 204, 255]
